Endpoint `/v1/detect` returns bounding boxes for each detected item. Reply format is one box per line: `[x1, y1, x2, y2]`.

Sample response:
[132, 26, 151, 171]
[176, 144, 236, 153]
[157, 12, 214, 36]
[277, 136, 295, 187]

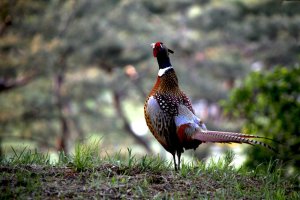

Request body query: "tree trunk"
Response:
[54, 59, 70, 154]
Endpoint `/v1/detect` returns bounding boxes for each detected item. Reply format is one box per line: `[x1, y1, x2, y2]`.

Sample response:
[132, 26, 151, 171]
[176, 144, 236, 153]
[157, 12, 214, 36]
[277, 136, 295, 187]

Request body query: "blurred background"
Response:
[0, 0, 299, 174]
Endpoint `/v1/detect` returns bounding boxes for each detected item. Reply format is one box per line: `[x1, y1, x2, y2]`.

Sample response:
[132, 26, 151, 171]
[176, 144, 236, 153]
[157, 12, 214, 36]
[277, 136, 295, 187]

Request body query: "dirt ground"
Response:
[0, 164, 296, 199]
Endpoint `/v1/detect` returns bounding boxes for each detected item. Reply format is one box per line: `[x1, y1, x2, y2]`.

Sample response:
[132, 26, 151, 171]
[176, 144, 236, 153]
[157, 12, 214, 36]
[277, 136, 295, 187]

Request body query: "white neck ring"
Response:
[158, 66, 173, 77]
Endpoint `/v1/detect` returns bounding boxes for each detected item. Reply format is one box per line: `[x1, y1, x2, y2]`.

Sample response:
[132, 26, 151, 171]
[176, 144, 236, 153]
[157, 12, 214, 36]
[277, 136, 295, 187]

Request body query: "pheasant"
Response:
[144, 41, 274, 171]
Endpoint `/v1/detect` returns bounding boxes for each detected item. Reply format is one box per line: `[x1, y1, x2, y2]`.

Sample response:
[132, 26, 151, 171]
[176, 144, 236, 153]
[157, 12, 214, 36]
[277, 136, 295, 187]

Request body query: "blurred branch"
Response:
[0, 71, 37, 93]
[0, 134, 57, 150]
[113, 89, 151, 153]
[0, 15, 12, 36]
[0, 136, 2, 158]
[124, 65, 147, 98]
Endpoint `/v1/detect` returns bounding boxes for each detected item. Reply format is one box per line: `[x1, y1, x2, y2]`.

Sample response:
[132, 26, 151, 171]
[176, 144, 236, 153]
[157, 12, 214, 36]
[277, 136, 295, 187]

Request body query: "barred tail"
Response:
[191, 130, 276, 152]
[206, 130, 277, 141]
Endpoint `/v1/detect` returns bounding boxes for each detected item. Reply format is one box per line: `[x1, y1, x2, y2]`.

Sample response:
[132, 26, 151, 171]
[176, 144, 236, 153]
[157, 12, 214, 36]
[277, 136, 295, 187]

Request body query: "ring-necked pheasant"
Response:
[144, 41, 274, 171]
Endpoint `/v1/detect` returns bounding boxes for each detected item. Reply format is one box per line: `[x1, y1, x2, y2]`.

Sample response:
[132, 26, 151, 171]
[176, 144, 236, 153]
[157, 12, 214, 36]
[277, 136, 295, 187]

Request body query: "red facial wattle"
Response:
[153, 42, 163, 57]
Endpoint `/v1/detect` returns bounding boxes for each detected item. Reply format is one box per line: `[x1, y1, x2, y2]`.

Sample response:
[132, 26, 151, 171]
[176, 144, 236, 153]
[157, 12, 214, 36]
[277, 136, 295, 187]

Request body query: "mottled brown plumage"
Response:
[144, 42, 274, 171]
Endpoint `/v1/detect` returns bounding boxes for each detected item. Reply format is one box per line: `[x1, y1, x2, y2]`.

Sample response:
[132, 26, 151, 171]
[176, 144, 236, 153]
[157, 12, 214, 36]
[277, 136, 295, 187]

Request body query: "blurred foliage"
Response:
[222, 66, 300, 174]
[0, 0, 299, 161]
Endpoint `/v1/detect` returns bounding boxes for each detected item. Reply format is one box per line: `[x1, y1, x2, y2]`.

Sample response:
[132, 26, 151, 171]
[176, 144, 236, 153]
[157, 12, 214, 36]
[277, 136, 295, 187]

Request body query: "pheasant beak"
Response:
[168, 48, 174, 54]
[151, 43, 155, 49]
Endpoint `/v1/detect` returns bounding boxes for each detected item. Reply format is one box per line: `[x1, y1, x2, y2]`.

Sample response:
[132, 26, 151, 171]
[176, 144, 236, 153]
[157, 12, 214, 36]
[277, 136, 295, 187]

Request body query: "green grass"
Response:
[72, 140, 101, 171]
[0, 144, 299, 199]
[5, 146, 51, 165]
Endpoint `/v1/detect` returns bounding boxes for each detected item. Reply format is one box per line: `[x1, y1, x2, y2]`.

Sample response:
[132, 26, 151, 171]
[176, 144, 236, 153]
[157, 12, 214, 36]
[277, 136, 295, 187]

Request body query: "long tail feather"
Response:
[206, 130, 277, 141]
[191, 130, 276, 152]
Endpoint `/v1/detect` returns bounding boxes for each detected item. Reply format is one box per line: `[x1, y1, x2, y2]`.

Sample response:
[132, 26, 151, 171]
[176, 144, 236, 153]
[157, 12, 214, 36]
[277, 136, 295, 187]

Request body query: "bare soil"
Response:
[0, 164, 296, 199]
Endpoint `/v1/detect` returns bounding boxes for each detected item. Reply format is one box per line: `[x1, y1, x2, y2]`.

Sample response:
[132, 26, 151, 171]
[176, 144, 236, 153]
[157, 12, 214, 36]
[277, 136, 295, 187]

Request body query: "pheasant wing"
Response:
[145, 96, 176, 150]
